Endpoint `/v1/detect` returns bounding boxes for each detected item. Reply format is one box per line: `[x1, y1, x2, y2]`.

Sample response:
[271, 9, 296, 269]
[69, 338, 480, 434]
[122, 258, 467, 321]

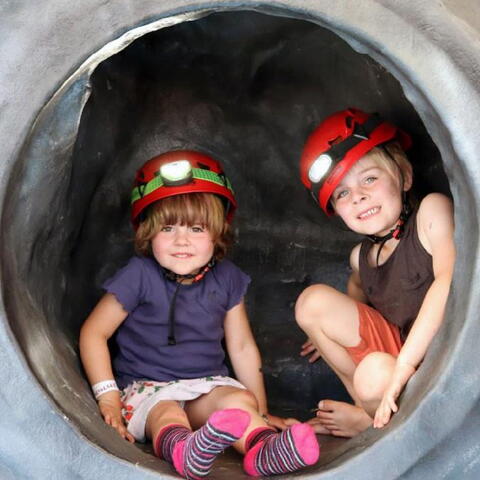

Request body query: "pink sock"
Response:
[172, 408, 250, 480]
[154, 423, 190, 460]
[243, 423, 320, 476]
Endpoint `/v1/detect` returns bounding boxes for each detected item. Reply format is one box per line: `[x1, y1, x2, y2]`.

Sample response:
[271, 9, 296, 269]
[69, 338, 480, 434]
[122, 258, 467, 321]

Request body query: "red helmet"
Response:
[131, 150, 237, 227]
[300, 108, 412, 215]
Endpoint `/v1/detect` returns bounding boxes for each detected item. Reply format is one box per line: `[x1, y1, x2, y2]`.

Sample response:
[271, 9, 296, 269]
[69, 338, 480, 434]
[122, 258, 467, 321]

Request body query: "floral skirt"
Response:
[120, 375, 246, 442]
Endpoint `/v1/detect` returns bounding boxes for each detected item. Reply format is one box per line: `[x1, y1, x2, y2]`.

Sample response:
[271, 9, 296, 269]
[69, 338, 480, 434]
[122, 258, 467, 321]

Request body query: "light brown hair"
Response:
[135, 193, 232, 259]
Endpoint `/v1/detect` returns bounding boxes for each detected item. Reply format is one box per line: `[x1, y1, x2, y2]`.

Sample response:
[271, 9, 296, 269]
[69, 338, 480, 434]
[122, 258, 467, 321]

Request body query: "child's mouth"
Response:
[172, 253, 193, 258]
[357, 206, 380, 220]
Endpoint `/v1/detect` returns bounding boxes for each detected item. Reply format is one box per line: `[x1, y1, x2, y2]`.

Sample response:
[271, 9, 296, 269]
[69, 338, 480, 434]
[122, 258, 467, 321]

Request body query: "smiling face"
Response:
[331, 149, 412, 236]
[151, 223, 215, 276]
[134, 193, 230, 276]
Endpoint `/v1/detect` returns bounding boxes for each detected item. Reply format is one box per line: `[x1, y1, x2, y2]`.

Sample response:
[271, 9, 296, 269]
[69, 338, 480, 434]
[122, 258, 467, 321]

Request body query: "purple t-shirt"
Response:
[103, 256, 250, 388]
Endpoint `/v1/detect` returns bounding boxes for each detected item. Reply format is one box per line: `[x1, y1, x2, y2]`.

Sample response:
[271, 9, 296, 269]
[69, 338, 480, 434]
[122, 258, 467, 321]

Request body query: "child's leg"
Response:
[295, 284, 373, 436]
[146, 400, 191, 460]
[186, 386, 320, 476]
[242, 423, 319, 476]
[148, 399, 250, 480]
[186, 386, 264, 451]
[295, 284, 362, 397]
[353, 351, 397, 417]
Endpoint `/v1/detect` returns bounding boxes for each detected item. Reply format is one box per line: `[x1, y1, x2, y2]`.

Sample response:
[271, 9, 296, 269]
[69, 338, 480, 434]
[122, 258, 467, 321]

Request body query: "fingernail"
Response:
[318, 401, 324, 409]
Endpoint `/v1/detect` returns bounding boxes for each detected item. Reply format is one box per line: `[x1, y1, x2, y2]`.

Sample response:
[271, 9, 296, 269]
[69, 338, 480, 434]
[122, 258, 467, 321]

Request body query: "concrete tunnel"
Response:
[1, 1, 480, 478]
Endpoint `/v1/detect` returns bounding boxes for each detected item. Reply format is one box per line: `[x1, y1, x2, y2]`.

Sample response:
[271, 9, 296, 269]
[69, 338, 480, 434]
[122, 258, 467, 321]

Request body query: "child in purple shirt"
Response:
[80, 150, 319, 479]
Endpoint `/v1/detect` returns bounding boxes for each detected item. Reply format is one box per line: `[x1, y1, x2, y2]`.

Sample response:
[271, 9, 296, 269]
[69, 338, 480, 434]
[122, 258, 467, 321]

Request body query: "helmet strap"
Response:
[163, 257, 216, 283]
[367, 194, 411, 265]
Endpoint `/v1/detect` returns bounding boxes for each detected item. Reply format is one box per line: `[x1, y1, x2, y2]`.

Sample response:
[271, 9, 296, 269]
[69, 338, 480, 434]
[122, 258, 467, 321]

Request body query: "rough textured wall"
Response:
[1, 1, 480, 479]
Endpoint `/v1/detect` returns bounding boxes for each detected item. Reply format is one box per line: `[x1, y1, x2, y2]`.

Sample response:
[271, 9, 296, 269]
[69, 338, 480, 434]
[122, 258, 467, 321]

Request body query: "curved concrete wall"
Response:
[1, 1, 480, 478]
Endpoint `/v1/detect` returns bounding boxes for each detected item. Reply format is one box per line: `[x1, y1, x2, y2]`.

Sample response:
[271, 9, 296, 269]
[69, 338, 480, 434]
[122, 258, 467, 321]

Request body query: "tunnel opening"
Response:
[1, 6, 467, 478]
[65, 10, 450, 421]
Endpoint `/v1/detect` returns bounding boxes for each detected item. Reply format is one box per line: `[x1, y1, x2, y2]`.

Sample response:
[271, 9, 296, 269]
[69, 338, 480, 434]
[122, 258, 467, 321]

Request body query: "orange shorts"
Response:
[345, 302, 402, 365]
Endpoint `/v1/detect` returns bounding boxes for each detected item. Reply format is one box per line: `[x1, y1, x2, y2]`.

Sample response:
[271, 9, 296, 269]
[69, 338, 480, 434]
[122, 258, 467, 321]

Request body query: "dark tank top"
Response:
[359, 209, 434, 340]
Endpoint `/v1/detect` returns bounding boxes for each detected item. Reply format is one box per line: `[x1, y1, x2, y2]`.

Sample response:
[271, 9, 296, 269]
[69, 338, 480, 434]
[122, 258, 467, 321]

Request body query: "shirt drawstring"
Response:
[167, 279, 184, 346]
[163, 258, 216, 346]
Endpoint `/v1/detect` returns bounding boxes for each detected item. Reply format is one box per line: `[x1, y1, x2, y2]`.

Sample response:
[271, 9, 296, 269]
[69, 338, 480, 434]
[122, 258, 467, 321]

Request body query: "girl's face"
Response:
[151, 223, 215, 276]
[331, 155, 410, 236]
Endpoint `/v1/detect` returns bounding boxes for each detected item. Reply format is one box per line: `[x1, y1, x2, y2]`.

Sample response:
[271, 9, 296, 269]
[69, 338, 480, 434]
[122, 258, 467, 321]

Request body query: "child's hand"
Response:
[97, 391, 135, 443]
[373, 387, 398, 429]
[263, 413, 300, 431]
[300, 339, 321, 363]
[373, 362, 416, 428]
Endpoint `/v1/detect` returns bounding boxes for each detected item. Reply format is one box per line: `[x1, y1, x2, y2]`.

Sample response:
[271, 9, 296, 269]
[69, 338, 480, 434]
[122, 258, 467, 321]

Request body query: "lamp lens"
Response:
[308, 154, 332, 183]
[160, 160, 192, 182]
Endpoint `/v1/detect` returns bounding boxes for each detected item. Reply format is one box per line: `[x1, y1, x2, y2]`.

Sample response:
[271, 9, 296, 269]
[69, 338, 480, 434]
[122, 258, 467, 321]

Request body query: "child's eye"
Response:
[364, 176, 377, 184]
[160, 226, 173, 232]
[191, 225, 205, 233]
[335, 189, 349, 200]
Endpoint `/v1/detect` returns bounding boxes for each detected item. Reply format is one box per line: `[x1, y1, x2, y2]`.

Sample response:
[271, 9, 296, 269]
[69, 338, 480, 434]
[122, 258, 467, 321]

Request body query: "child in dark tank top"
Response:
[295, 108, 455, 437]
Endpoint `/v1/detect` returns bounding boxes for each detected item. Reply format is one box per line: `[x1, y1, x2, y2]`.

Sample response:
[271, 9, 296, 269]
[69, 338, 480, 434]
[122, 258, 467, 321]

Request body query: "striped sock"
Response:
[154, 424, 191, 461]
[244, 426, 277, 449]
[172, 408, 250, 480]
[243, 423, 320, 476]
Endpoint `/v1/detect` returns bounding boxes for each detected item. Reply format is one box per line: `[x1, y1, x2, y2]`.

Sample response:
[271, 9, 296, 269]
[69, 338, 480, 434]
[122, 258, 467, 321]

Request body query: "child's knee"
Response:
[149, 400, 188, 422]
[217, 388, 258, 410]
[295, 284, 336, 329]
[146, 400, 189, 437]
[353, 352, 396, 403]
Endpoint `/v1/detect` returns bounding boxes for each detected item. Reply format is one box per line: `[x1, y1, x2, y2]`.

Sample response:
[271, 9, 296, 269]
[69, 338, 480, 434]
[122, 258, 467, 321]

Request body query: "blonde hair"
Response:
[365, 142, 412, 185]
[135, 193, 232, 259]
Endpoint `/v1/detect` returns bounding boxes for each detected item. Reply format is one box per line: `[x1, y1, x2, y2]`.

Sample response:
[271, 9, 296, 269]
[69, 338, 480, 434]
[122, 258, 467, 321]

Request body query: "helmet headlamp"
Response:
[131, 150, 237, 228]
[308, 154, 333, 184]
[159, 160, 193, 186]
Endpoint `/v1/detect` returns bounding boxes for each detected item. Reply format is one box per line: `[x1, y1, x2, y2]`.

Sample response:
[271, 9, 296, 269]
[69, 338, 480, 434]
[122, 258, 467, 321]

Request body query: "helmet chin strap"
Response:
[163, 257, 216, 283]
[366, 196, 411, 265]
[163, 258, 216, 346]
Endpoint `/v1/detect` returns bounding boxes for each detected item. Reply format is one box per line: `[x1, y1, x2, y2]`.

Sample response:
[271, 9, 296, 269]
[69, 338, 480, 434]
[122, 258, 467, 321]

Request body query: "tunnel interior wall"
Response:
[1, 1, 480, 479]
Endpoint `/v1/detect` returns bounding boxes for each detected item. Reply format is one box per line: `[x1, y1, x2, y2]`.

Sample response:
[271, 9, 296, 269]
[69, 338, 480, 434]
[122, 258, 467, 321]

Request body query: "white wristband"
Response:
[92, 379, 119, 399]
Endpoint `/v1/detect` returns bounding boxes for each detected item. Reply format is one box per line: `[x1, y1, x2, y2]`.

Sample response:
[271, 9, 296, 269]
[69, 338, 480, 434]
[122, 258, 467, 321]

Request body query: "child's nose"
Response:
[174, 227, 190, 244]
[352, 189, 368, 204]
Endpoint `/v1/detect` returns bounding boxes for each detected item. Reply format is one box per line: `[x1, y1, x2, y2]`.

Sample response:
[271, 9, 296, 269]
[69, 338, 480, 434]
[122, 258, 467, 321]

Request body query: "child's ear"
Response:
[402, 162, 413, 192]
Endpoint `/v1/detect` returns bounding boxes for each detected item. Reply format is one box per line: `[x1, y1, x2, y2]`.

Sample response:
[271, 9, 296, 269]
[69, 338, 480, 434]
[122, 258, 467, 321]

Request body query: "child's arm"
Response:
[79, 292, 134, 442]
[224, 300, 298, 430]
[374, 193, 455, 428]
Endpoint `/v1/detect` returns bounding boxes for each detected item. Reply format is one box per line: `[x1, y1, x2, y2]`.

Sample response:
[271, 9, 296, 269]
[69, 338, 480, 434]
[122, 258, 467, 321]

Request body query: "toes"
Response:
[318, 399, 337, 411]
[316, 411, 335, 422]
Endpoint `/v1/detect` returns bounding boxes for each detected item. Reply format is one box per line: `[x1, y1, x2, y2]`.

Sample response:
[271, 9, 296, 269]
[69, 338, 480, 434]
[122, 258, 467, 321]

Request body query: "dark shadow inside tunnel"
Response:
[1, 10, 452, 474]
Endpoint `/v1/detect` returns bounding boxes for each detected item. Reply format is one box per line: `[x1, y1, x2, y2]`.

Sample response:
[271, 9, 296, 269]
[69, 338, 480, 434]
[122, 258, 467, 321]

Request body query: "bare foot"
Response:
[308, 399, 372, 438]
[306, 417, 333, 435]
